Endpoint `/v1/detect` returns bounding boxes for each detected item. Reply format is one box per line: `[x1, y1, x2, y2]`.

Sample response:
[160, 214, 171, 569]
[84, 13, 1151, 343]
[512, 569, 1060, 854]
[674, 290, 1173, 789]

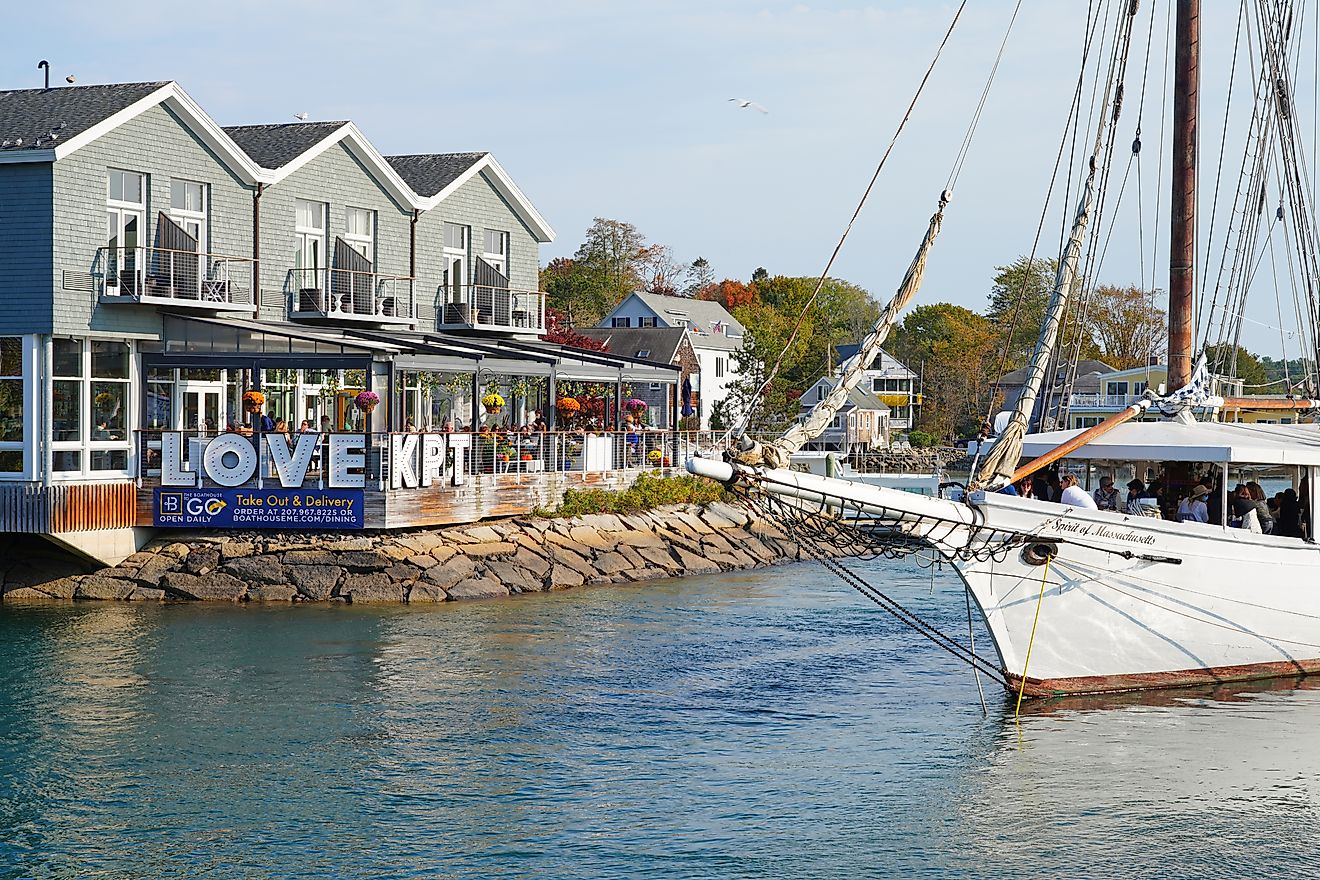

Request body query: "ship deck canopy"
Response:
[1019, 421, 1320, 467]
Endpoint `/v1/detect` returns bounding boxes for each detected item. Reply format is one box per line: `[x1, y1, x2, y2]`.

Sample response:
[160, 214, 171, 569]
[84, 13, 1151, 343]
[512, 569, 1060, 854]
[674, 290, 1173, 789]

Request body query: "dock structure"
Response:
[0, 81, 695, 563]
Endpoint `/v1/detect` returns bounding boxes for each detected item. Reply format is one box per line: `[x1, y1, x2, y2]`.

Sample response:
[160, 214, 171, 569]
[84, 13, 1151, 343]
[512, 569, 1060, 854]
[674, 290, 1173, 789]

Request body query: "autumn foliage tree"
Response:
[891, 303, 999, 441]
[540, 308, 609, 352]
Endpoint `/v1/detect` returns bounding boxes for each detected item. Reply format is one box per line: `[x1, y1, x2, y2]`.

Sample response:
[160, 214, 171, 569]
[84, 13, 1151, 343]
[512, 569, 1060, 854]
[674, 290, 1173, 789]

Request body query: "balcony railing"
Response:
[438, 284, 547, 333]
[290, 268, 415, 325]
[1068, 393, 1142, 408]
[96, 246, 255, 310]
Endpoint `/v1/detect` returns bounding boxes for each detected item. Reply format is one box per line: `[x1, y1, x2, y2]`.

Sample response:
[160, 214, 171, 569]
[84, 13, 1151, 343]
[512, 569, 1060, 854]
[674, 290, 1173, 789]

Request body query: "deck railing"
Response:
[438, 285, 546, 333]
[96, 246, 255, 309]
[134, 429, 730, 485]
[290, 268, 415, 324]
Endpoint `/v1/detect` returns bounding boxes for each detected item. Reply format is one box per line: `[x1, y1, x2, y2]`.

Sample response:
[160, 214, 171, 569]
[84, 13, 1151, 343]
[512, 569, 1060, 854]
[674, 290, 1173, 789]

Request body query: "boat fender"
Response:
[1022, 541, 1059, 566]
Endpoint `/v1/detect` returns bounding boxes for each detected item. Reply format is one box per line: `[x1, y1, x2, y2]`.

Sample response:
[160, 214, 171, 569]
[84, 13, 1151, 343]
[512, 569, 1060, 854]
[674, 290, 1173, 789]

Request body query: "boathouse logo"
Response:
[154, 487, 365, 529]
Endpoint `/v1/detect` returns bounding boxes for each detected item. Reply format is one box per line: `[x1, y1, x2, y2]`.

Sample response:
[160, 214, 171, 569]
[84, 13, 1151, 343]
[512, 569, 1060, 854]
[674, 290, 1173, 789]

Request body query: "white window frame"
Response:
[443, 223, 470, 303]
[0, 337, 29, 479]
[106, 169, 147, 292]
[345, 206, 374, 260]
[612, 316, 631, 328]
[169, 179, 208, 253]
[48, 337, 136, 480]
[295, 199, 327, 271]
[482, 228, 508, 275]
[638, 316, 657, 328]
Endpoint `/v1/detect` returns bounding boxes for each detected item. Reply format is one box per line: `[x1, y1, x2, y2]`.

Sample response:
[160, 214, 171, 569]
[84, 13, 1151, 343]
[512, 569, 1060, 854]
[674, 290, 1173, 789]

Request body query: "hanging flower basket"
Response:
[354, 390, 380, 414]
[625, 398, 648, 413]
[482, 392, 505, 414]
[242, 390, 265, 414]
[556, 397, 581, 417]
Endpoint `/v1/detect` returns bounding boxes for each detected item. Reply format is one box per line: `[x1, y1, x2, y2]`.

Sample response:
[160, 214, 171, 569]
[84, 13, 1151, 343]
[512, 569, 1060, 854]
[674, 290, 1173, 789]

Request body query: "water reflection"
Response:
[3, 563, 1320, 878]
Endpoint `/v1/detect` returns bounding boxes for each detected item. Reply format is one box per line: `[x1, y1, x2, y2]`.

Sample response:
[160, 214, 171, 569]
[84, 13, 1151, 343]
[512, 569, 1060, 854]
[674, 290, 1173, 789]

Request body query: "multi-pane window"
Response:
[1106, 381, 1129, 396]
[871, 377, 909, 394]
[169, 180, 208, 251]
[0, 339, 23, 474]
[345, 207, 374, 259]
[482, 228, 508, 275]
[638, 316, 657, 328]
[51, 339, 132, 475]
[295, 199, 327, 273]
[106, 170, 146, 292]
[443, 223, 469, 302]
[612, 317, 631, 328]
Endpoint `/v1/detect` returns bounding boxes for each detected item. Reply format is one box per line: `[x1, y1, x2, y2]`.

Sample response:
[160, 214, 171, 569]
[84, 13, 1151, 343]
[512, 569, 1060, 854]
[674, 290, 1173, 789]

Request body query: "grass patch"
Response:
[535, 472, 733, 518]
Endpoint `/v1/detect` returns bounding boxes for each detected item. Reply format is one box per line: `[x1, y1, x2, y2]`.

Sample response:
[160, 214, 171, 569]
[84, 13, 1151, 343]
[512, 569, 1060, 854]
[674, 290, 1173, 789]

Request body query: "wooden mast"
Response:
[1168, 0, 1199, 392]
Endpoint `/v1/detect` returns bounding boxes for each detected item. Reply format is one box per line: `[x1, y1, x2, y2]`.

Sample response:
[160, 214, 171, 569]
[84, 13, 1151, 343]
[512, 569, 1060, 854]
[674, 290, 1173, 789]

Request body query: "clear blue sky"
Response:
[4, 2, 1312, 358]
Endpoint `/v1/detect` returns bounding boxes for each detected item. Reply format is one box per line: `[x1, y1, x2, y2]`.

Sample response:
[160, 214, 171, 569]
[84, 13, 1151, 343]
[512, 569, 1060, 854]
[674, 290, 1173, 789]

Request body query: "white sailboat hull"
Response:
[690, 457, 1320, 696]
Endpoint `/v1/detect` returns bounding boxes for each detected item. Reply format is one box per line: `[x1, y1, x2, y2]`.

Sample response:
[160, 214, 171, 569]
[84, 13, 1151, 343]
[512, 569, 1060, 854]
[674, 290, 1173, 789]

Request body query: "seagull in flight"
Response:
[728, 98, 768, 114]
[293, 112, 309, 121]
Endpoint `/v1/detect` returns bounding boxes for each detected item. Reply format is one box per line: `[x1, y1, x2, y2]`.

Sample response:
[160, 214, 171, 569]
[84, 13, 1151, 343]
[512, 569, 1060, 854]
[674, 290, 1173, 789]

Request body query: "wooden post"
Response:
[1168, 0, 1199, 392]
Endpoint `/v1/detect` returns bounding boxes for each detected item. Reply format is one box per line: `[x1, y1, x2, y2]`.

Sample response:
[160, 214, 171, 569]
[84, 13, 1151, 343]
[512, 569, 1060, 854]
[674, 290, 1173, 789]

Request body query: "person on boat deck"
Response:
[1177, 484, 1210, 523]
[1093, 475, 1119, 510]
[1125, 478, 1162, 517]
[1031, 474, 1052, 502]
[1058, 474, 1097, 509]
[1244, 481, 1274, 534]
[1230, 493, 1263, 533]
[1275, 488, 1303, 537]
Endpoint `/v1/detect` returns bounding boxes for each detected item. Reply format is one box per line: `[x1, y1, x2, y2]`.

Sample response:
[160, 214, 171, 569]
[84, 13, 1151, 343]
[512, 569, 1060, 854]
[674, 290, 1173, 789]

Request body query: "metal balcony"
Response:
[96, 246, 255, 311]
[290, 268, 416, 326]
[437, 284, 547, 334]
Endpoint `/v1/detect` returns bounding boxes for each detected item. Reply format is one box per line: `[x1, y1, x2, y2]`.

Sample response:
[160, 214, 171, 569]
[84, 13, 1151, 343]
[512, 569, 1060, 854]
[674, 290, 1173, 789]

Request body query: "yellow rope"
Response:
[1014, 553, 1052, 719]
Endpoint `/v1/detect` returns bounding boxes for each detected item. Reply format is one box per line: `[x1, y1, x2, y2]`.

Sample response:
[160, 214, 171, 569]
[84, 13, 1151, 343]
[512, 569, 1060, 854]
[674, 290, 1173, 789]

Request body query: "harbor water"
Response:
[2, 559, 1318, 879]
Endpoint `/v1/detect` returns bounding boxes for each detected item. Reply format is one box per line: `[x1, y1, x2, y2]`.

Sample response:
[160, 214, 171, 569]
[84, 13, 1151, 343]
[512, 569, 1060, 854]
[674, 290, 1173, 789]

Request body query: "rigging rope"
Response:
[734, 0, 969, 438]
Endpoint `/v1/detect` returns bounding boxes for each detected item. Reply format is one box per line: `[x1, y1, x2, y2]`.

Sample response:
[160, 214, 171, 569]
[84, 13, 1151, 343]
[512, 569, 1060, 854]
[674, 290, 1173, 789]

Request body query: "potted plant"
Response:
[242, 390, 265, 414]
[648, 448, 664, 467]
[625, 398, 648, 414]
[354, 390, 380, 414]
[556, 396, 580, 420]
[482, 391, 505, 414]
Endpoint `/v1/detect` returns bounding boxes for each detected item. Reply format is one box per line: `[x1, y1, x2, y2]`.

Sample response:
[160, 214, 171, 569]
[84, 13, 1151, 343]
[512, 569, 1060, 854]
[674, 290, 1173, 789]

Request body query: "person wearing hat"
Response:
[1093, 475, 1119, 511]
[1178, 484, 1210, 523]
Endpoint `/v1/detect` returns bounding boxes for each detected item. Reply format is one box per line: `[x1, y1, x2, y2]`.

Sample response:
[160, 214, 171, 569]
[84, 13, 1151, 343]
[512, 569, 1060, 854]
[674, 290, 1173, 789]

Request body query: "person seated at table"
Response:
[1058, 473, 1097, 509]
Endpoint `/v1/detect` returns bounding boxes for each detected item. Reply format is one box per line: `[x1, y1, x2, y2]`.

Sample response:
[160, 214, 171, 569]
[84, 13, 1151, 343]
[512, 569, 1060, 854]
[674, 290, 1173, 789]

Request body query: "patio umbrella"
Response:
[681, 376, 695, 418]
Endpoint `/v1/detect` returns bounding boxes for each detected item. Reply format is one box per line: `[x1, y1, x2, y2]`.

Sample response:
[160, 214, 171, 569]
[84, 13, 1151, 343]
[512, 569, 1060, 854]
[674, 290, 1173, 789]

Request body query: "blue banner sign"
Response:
[154, 488, 365, 529]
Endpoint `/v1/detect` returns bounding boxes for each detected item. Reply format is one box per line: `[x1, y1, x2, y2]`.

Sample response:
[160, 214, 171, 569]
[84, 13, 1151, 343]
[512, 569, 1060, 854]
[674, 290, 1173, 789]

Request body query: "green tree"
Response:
[987, 256, 1058, 366]
[1081, 284, 1165, 370]
[891, 303, 999, 441]
[1205, 343, 1269, 390]
[540, 218, 659, 326]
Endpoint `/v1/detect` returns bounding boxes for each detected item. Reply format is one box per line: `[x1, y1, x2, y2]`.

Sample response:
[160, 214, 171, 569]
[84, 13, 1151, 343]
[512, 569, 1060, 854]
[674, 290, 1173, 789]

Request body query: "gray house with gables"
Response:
[0, 80, 680, 563]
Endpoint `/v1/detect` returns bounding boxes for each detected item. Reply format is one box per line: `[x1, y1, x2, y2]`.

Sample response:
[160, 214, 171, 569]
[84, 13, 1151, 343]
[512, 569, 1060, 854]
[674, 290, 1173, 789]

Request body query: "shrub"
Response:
[907, 430, 939, 448]
[535, 472, 732, 518]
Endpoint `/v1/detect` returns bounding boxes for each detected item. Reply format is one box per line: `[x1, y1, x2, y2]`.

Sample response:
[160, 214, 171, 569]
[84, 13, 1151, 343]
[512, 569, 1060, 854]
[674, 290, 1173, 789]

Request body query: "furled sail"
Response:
[734, 191, 949, 470]
[975, 166, 1096, 489]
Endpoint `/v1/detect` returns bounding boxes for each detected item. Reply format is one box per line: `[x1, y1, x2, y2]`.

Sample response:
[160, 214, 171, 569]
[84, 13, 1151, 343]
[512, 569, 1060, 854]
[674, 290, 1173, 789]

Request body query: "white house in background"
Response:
[811, 346, 921, 431]
[795, 381, 891, 453]
[598, 292, 744, 429]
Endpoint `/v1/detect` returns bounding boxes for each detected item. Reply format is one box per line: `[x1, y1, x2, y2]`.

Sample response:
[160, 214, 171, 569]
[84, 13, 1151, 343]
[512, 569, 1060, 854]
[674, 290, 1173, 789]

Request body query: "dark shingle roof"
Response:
[575, 327, 687, 365]
[385, 152, 488, 197]
[223, 121, 348, 169]
[0, 81, 170, 153]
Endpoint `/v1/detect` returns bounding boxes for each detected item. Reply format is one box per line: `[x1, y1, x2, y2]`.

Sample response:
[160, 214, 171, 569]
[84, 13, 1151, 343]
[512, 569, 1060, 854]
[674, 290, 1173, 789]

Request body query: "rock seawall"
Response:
[2, 503, 833, 603]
